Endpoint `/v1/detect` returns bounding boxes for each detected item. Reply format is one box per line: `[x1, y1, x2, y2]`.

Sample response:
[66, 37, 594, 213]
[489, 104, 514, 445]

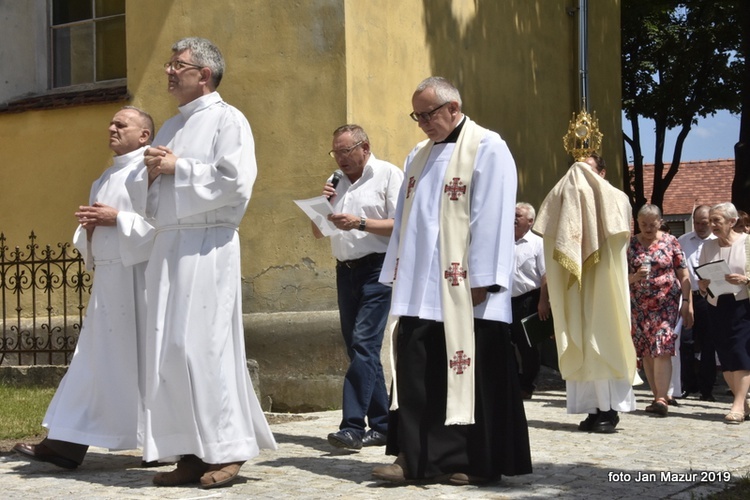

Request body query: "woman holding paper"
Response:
[628, 204, 693, 417]
[697, 202, 750, 424]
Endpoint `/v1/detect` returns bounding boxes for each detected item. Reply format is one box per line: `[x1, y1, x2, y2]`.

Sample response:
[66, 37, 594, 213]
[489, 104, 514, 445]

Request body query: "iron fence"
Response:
[0, 232, 92, 366]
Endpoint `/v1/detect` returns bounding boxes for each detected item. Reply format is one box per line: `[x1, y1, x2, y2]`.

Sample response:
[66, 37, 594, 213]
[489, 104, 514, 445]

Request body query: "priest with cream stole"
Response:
[534, 153, 638, 434]
[372, 77, 531, 486]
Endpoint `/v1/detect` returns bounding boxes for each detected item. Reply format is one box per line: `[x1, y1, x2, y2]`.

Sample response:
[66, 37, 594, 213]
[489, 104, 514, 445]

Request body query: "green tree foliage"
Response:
[621, 0, 743, 215]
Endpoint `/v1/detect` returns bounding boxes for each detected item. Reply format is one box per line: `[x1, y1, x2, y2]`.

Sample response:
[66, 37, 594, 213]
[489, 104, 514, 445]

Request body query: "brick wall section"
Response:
[641, 159, 735, 215]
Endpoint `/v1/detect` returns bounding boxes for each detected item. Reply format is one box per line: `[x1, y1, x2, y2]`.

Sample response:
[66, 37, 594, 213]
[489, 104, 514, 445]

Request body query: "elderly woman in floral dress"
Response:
[628, 204, 693, 417]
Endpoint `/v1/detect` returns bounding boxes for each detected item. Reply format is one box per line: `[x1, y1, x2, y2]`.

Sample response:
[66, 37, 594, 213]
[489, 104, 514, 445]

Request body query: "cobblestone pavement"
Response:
[2, 387, 748, 499]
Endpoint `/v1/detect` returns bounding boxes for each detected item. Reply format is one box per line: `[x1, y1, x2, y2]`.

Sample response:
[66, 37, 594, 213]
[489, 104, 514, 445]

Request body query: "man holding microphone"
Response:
[312, 124, 403, 450]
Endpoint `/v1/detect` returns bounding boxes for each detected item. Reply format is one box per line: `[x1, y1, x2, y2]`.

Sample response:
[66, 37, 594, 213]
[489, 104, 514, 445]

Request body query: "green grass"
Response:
[0, 385, 55, 440]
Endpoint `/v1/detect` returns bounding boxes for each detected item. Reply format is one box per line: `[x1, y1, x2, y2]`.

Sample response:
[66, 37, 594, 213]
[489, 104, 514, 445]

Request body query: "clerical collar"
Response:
[435, 116, 466, 144]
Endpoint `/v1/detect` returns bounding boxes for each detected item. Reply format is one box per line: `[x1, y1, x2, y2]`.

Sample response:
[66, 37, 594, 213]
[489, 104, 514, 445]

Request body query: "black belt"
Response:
[336, 253, 385, 269]
[512, 288, 540, 303]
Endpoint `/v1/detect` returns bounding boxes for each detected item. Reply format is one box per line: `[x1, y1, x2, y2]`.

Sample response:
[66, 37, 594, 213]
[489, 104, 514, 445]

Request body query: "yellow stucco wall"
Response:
[0, 0, 621, 314]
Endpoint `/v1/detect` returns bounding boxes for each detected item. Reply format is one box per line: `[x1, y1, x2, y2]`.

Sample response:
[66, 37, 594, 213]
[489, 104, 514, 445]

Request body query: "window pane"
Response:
[95, 17, 126, 81]
[95, 0, 124, 18]
[52, 24, 94, 87]
[52, 0, 93, 25]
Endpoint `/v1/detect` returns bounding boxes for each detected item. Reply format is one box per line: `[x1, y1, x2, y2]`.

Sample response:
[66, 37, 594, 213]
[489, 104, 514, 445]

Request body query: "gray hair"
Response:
[693, 204, 711, 217]
[332, 124, 369, 145]
[415, 77, 462, 108]
[172, 37, 225, 88]
[121, 105, 154, 143]
[637, 204, 662, 219]
[516, 202, 536, 221]
[710, 202, 739, 222]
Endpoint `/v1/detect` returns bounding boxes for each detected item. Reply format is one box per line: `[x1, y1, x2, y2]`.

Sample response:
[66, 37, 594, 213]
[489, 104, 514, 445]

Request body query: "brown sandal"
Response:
[152, 455, 209, 486]
[650, 398, 668, 417]
[200, 461, 245, 489]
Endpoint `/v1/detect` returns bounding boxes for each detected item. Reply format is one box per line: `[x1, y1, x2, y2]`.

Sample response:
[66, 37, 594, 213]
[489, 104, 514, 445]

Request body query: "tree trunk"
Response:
[733, 3, 750, 213]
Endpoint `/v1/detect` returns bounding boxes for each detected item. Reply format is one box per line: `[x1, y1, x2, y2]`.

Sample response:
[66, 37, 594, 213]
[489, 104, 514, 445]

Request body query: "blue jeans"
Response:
[336, 254, 391, 435]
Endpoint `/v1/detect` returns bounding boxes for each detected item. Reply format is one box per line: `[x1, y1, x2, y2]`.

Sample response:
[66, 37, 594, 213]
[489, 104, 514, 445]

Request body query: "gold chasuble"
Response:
[534, 163, 638, 383]
[388, 118, 487, 425]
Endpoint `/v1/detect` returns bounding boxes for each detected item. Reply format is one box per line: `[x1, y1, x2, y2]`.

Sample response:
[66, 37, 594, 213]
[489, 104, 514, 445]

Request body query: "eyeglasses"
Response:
[164, 60, 204, 72]
[409, 102, 449, 122]
[328, 141, 363, 158]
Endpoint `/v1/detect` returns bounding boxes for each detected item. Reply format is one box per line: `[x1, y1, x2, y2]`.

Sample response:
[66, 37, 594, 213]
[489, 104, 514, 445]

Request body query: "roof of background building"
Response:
[640, 159, 735, 215]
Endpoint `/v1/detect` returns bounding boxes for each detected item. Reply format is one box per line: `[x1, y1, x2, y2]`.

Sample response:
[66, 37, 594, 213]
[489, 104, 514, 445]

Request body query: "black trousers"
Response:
[385, 316, 532, 480]
[693, 293, 717, 396]
[511, 288, 542, 393]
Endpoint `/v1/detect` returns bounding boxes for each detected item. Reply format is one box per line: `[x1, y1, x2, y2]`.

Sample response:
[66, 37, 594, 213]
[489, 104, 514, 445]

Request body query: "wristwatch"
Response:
[358, 216, 367, 231]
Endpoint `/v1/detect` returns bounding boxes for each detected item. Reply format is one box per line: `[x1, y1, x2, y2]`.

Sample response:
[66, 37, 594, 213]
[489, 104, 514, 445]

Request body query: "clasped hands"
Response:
[144, 146, 177, 183]
[75, 202, 118, 240]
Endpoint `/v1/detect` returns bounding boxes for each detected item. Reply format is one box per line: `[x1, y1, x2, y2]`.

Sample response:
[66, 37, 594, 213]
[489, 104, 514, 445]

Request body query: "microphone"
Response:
[328, 170, 343, 200]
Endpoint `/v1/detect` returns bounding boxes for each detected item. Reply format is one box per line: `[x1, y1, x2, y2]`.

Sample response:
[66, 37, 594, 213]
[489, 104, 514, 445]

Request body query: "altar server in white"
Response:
[134, 37, 276, 489]
[13, 106, 154, 469]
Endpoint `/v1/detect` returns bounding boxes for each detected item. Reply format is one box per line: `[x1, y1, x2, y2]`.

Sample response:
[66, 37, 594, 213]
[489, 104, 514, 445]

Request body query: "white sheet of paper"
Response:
[694, 259, 744, 297]
[294, 196, 337, 237]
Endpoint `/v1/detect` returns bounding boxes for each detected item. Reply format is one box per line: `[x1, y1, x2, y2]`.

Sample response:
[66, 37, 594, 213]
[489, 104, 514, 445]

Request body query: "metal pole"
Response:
[579, 0, 589, 111]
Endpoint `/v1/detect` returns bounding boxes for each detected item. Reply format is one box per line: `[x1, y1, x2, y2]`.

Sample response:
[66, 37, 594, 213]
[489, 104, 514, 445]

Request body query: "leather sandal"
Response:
[650, 398, 668, 417]
[200, 461, 245, 489]
[725, 411, 745, 425]
[153, 455, 209, 486]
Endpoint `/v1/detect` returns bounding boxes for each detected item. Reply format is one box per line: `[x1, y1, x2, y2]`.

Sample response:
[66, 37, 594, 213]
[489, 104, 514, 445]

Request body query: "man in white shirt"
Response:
[372, 77, 531, 485]
[511, 202, 550, 399]
[677, 205, 717, 401]
[313, 124, 403, 450]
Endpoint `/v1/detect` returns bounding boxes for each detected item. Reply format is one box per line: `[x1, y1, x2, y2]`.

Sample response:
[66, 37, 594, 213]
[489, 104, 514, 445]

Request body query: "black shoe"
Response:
[700, 394, 716, 402]
[578, 413, 599, 431]
[362, 429, 387, 447]
[12, 442, 79, 470]
[327, 429, 363, 450]
[592, 411, 619, 433]
[667, 398, 680, 407]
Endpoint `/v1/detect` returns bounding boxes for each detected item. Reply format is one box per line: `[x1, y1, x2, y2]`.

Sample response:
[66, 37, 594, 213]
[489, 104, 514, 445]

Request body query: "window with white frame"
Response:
[49, 0, 126, 88]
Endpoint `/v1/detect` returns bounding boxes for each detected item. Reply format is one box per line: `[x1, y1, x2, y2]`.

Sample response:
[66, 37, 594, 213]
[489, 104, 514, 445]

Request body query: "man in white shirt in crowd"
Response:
[511, 202, 550, 399]
[313, 124, 403, 450]
[677, 205, 717, 401]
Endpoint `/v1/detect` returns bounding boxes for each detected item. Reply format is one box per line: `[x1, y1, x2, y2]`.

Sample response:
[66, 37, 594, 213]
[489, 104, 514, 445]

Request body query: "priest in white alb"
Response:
[371, 77, 532, 486]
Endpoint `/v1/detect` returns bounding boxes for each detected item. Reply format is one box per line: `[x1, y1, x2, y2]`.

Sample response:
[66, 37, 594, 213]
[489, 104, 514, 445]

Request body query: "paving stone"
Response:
[2, 388, 747, 499]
